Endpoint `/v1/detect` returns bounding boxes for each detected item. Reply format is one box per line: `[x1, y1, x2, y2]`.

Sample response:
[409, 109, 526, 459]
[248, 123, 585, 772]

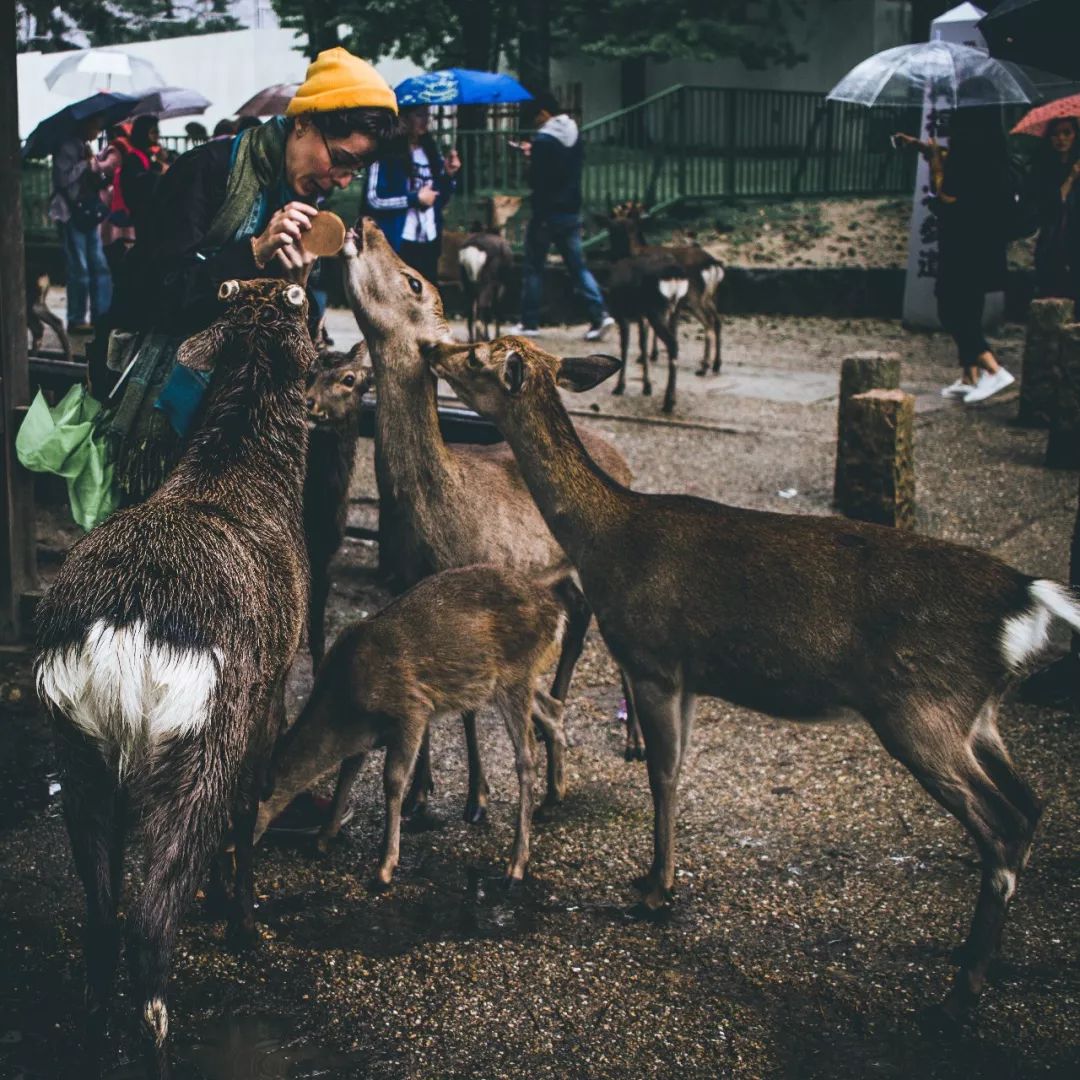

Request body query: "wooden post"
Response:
[834, 351, 901, 506]
[835, 389, 916, 530]
[1018, 297, 1073, 428]
[1046, 322, 1080, 470]
[0, 13, 39, 642]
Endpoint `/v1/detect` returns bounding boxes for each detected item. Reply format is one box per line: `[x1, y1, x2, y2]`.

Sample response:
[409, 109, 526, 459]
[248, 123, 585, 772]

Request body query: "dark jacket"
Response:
[528, 114, 584, 219]
[364, 135, 455, 251]
[1025, 153, 1080, 298]
[109, 138, 282, 335]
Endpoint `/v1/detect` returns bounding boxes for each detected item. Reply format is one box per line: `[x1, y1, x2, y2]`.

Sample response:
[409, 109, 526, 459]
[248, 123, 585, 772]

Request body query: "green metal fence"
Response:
[22, 84, 921, 247]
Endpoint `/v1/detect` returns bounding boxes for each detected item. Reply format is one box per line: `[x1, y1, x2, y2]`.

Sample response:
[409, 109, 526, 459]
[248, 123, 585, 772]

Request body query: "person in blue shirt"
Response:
[364, 104, 460, 286]
[512, 91, 613, 341]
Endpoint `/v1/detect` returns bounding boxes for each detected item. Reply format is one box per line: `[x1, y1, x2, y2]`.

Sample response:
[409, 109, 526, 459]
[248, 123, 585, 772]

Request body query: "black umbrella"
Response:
[979, 0, 1080, 81]
[22, 91, 140, 160]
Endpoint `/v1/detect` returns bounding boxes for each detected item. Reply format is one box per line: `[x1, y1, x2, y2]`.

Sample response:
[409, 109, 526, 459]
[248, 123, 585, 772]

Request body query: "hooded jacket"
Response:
[528, 114, 584, 218]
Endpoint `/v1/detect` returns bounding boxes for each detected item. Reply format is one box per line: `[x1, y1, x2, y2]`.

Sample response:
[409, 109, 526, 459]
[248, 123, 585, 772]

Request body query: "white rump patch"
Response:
[659, 277, 689, 302]
[1000, 579, 1080, 671]
[37, 620, 221, 772]
[701, 264, 725, 294]
[458, 246, 488, 282]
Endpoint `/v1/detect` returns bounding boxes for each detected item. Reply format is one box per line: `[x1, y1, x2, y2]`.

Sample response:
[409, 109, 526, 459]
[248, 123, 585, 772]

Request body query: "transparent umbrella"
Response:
[827, 41, 1038, 109]
[45, 49, 166, 98]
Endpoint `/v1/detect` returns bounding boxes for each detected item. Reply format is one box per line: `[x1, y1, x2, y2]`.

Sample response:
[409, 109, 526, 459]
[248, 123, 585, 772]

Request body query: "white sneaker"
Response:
[964, 368, 1015, 404]
[509, 323, 541, 338]
[584, 315, 615, 342]
[940, 379, 973, 399]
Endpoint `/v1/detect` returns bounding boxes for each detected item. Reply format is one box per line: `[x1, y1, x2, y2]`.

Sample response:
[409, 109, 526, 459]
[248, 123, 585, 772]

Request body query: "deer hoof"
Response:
[369, 873, 393, 894]
[464, 801, 488, 826]
[695, 366, 708, 377]
[611, 384, 624, 396]
[225, 919, 260, 954]
[642, 384, 652, 396]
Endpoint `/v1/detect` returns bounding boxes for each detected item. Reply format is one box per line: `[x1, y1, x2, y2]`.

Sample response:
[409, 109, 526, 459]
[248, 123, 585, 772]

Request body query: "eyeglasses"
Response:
[317, 127, 368, 179]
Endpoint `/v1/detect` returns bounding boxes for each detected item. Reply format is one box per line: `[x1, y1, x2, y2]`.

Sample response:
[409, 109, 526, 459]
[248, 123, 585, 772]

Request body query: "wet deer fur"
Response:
[342, 217, 633, 822]
[256, 564, 568, 884]
[35, 278, 315, 1078]
[304, 342, 372, 668]
[429, 334, 1080, 1026]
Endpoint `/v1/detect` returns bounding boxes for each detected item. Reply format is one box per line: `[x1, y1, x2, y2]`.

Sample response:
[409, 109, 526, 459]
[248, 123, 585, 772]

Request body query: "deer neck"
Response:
[501, 388, 628, 568]
[371, 346, 456, 505]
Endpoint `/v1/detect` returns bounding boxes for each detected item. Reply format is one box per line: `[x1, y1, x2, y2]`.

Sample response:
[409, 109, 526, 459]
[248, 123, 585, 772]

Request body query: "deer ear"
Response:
[176, 325, 226, 372]
[501, 350, 527, 394]
[557, 354, 621, 392]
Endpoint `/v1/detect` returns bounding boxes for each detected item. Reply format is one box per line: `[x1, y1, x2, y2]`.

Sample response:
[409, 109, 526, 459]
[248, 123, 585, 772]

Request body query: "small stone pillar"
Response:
[834, 352, 901, 508]
[1046, 322, 1080, 469]
[835, 388, 916, 529]
[1019, 298, 1074, 428]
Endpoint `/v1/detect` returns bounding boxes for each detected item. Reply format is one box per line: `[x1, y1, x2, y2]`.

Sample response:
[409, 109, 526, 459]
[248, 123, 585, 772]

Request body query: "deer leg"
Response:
[621, 669, 645, 761]
[27, 306, 45, 351]
[127, 743, 231, 1080]
[650, 313, 679, 413]
[375, 722, 426, 889]
[638, 320, 653, 396]
[712, 310, 723, 373]
[499, 686, 538, 882]
[613, 319, 629, 395]
[872, 701, 1040, 1026]
[55, 731, 127, 1077]
[308, 556, 331, 671]
[626, 676, 684, 909]
[401, 729, 434, 820]
[226, 747, 270, 954]
[463, 710, 490, 824]
[316, 752, 367, 853]
[35, 303, 72, 362]
[691, 301, 711, 376]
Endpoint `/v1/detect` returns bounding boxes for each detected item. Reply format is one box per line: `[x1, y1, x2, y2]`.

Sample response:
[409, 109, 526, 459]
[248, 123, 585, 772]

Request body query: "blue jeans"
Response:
[61, 222, 112, 327]
[521, 212, 606, 328]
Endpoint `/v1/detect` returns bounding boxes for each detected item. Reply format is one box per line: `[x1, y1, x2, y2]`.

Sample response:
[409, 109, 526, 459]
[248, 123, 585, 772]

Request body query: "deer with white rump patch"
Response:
[459, 228, 514, 342]
[256, 563, 568, 885]
[429, 334, 1080, 1027]
[341, 217, 633, 822]
[35, 279, 314, 1078]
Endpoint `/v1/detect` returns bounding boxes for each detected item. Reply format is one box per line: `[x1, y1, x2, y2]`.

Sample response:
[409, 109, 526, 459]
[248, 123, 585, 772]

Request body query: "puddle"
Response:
[264, 862, 551, 957]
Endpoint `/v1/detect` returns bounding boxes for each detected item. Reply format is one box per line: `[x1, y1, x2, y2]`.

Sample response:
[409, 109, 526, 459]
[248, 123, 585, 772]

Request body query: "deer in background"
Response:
[35, 279, 314, 1078]
[304, 342, 372, 669]
[607, 201, 725, 377]
[26, 268, 72, 360]
[459, 228, 514, 342]
[429, 334, 1080, 1029]
[256, 564, 569, 885]
[341, 217, 633, 823]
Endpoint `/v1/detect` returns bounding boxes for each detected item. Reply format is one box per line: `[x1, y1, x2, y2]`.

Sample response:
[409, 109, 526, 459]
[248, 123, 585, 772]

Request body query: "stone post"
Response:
[835, 389, 916, 530]
[1046, 322, 1080, 470]
[834, 351, 901, 508]
[1019, 297, 1073, 428]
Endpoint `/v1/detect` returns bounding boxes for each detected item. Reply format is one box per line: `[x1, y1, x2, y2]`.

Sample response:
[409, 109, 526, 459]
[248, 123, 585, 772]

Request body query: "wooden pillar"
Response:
[834, 351, 901, 507]
[835, 389, 916, 530]
[1018, 297, 1073, 428]
[0, 13, 38, 642]
[1046, 322, 1080, 470]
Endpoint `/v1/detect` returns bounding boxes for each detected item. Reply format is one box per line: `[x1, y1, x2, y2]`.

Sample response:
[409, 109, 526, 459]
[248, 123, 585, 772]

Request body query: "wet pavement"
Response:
[2, 311, 1078, 1078]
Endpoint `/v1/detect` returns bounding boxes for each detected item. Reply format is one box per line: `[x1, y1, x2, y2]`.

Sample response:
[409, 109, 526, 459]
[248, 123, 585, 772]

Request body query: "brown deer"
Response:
[256, 563, 569, 885]
[303, 342, 373, 669]
[341, 217, 633, 823]
[428, 334, 1080, 1027]
[459, 228, 514, 342]
[610, 201, 725, 377]
[26, 268, 72, 360]
[35, 279, 314, 1078]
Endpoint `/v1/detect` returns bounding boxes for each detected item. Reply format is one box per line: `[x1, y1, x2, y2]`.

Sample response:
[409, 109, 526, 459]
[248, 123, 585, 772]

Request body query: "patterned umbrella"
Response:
[235, 83, 300, 117]
[1010, 92, 1080, 137]
[394, 69, 532, 107]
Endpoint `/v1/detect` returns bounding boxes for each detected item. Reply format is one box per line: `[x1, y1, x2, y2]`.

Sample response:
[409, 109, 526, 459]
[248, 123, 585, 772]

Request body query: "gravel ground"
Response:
[1, 311, 1077, 1079]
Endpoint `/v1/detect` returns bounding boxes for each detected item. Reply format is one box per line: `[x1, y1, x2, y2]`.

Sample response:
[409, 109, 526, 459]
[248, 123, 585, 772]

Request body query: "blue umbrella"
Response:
[394, 69, 532, 107]
[23, 91, 140, 159]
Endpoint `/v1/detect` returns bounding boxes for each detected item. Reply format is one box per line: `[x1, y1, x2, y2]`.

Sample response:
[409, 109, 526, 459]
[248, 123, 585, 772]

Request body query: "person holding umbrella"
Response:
[49, 111, 112, 333]
[364, 103, 461, 285]
[1024, 115, 1080, 305]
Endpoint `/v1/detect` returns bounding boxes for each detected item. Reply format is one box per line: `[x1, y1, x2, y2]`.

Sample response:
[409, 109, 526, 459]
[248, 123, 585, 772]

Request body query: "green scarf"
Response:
[203, 116, 289, 249]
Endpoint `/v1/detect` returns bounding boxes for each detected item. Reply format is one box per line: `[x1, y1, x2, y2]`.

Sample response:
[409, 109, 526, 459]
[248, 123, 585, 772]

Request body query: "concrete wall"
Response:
[16, 29, 423, 139]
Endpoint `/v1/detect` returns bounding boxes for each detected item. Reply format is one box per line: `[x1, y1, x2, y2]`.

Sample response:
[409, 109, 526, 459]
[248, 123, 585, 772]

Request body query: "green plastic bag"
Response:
[15, 385, 118, 532]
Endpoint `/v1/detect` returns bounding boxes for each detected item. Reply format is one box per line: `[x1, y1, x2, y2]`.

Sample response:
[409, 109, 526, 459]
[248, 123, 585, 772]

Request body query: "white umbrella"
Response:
[45, 49, 167, 98]
[131, 87, 212, 120]
[827, 41, 1038, 109]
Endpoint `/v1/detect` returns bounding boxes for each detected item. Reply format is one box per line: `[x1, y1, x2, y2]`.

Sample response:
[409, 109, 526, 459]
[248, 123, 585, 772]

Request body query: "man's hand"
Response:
[253, 202, 317, 267]
[416, 184, 438, 208]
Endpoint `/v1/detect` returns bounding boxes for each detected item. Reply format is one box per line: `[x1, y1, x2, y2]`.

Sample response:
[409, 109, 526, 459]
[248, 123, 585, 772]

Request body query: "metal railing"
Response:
[22, 85, 921, 248]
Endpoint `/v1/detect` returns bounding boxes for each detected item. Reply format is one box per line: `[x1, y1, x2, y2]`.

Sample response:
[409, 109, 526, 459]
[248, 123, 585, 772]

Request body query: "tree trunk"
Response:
[517, 0, 551, 94]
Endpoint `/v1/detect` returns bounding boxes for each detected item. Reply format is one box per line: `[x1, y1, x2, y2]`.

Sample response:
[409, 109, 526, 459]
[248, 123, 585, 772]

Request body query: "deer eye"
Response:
[406, 275, 423, 295]
[467, 348, 483, 370]
[342, 373, 356, 387]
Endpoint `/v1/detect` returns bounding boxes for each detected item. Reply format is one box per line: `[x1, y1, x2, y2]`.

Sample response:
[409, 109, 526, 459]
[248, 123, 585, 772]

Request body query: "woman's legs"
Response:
[61, 223, 90, 329]
[938, 279, 998, 384]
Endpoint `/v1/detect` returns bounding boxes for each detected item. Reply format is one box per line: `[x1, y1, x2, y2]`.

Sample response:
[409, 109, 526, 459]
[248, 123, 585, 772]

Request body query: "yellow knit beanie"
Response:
[286, 47, 398, 116]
